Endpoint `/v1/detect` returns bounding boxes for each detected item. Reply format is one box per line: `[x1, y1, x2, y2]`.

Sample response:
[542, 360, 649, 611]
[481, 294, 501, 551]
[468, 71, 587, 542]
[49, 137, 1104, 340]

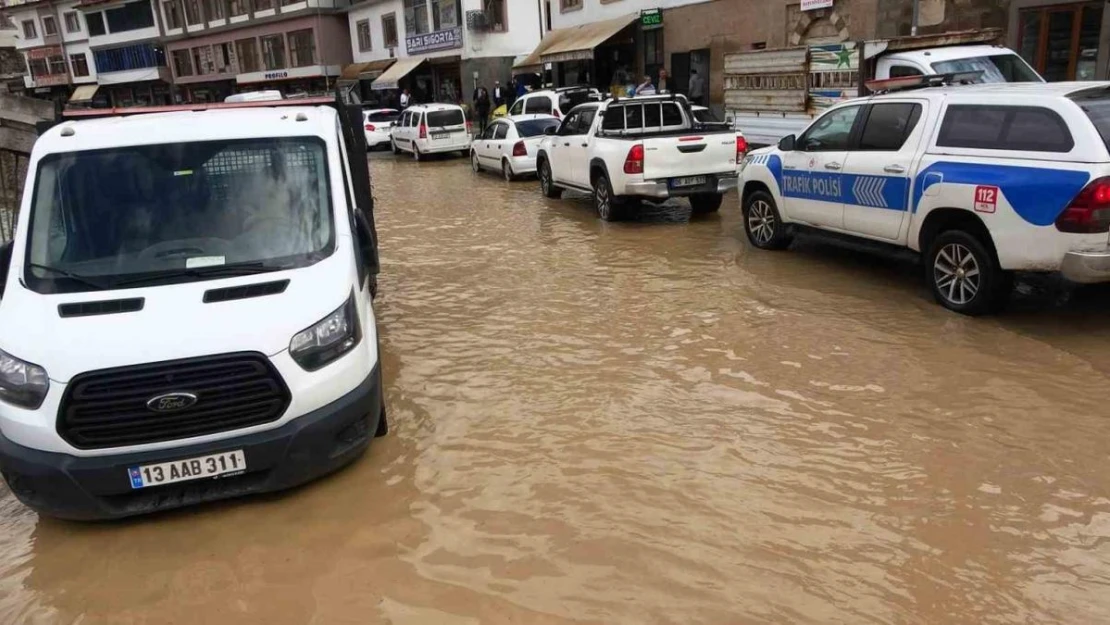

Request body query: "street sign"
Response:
[641, 9, 662, 28]
[801, 0, 834, 10]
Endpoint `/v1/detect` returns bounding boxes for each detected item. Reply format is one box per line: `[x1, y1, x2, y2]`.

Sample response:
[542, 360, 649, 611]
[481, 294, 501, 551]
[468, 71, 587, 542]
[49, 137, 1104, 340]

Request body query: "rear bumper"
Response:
[1061, 250, 1110, 284]
[510, 155, 538, 175]
[419, 140, 469, 154]
[0, 364, 382, 521]
[624, 174, 738, 198]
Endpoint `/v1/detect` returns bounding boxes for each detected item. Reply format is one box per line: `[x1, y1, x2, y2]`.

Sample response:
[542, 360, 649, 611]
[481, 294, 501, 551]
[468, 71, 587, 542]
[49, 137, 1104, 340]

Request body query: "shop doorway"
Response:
[670, 48, 708, 103]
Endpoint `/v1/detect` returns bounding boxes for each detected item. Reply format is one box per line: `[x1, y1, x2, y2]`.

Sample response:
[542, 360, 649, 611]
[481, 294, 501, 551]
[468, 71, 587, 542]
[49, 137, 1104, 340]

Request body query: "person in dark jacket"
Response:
[473, 85, 491, 130]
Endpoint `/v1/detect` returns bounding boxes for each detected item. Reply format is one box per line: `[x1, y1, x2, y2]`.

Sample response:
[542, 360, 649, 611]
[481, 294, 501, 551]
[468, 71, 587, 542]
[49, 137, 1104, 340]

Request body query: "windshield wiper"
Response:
[113, 262, 289, 288]
[26, 263, 114, 291]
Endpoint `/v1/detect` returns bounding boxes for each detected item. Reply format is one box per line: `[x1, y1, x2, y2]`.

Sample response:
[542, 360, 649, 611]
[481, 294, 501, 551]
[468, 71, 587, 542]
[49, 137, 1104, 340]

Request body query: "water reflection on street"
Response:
[2, 153, 1110, 624]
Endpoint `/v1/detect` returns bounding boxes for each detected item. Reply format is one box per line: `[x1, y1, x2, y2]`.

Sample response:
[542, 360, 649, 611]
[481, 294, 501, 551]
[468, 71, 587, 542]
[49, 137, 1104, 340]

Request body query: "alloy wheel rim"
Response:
[472, 153, 480, 172]
[503, 161, 512, 181]
[747, 200, 775, 244]
[596, 182, 610, 218]
[541, 165, 550, 193]
[933, 243, 981, 305]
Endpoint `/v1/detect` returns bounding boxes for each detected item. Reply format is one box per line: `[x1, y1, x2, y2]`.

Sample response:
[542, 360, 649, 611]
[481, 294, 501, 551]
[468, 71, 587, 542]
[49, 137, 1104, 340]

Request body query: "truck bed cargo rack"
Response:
[864, 71, 983, 94]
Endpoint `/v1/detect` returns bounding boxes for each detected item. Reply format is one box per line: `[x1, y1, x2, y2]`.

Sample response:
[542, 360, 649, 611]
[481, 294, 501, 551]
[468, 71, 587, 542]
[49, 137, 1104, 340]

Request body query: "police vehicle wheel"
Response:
[743, 191, 791, 250]
[690, 193, 723, 214]
[471, 150, 481, 173]
[539, 160, 561, 199]
[927, 230, 1009, 316]
[593, 173, 621, 221]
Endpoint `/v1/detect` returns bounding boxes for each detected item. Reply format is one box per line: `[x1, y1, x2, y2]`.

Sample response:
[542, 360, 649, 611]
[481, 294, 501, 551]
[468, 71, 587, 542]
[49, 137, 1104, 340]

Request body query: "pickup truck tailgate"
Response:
[642, 133, 735, 180]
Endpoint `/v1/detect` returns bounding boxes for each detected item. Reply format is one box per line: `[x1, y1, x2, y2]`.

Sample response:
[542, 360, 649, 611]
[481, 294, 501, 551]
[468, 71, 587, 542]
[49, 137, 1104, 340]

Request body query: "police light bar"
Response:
[865, 71, 984, 94]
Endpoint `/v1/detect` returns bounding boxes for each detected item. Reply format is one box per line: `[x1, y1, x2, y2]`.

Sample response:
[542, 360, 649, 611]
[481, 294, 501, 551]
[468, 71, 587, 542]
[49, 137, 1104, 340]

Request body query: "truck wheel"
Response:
[592, 173, 622, 221]
[927, 230, 1011, 316]
[742, 190, 792, 250]
[690, 193, 723, 214]
[539, 159, 562, 198]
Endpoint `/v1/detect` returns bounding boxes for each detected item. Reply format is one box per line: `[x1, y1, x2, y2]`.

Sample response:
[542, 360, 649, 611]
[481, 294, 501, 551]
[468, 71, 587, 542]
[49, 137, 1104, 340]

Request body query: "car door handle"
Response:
[580, 143, 588, 147]
[824, 162, 842, 171]
[883, 164, 906, 174]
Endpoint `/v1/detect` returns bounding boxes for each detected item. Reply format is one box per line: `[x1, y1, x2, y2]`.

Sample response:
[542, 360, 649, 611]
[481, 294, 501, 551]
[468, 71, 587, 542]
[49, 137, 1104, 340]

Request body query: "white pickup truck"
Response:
[738, 79, 1110, 316]
[536, 94, 743, 220]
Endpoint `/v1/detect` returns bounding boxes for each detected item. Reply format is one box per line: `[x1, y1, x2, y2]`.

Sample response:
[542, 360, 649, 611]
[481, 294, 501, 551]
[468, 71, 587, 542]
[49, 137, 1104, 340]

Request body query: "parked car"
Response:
[0, 98, 386, 520]
[506, 86, 603, 120]
[363, 108, 400, 150]
[390, 103, 470, 161]
[225, 90, 283, 103]
[536, 94, 742, 220]
[471, 114, 561, 180]
[738, 79, 1110, 315]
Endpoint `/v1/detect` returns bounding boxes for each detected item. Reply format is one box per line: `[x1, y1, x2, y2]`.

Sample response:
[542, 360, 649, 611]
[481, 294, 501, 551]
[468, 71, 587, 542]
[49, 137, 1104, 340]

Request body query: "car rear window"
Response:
[366, 111, 399, 122]
[426, 110, 465, 127]
[1070, 89, 1110, 150]
[516, 118, 560, 137]
[936, 105, 1074, 152]
[524, 96, 552, 115]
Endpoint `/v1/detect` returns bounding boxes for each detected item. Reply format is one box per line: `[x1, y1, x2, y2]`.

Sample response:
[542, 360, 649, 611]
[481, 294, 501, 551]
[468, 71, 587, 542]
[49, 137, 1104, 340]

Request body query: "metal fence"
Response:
[0, 148, 28, 243]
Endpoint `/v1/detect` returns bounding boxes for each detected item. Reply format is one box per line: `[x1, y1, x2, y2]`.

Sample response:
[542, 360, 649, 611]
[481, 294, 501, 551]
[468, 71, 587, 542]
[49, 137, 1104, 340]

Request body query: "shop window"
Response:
[163, 0, 182, 29]
[261, 34, 285, 70]
[64, 11, 81, 32]
[21, 20, 36, 39]
[483, 0, 505, 32]
[404, 0, 429, 35]
[41, 15, 57, 36]
[382, 12, 398, 47]
[172, 49, 193, 76]
[356, 19, 371, 52]
[70, 53, 89, 77]
[86, 12, 106, 36]
[184, 0, 203, 25]
[431, 0, 459, 30]
[204, 0, 224, 20]
[235, 38, 260, 72]
[229, 0, 248, 17]
[560, 0, 581, 12]
[28, 58, 48, 77]
[1019, 2, 1102, 81]
[288, 29, 315, 67]
[48, 55, 66, 74]
[105, 1, 155, 33]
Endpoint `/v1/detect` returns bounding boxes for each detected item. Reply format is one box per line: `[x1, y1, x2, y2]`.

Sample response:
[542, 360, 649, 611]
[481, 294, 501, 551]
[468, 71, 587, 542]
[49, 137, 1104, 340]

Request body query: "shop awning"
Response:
[371, 58, 424, 91]
[512, 27, 578, 74]
[69, 85, 99, 102]
[340, 59, 395, 81]
[539, 13, 639, 64]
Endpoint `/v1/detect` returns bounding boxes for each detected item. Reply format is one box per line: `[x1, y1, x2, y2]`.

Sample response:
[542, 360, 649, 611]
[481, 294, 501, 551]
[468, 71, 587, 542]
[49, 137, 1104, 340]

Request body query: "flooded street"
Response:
[3, 152, 1110, 624]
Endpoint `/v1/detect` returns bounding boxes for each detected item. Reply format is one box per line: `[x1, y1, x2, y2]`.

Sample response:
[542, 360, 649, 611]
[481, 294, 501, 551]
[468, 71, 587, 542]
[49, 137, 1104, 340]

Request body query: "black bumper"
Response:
[0, 364, 382, 521]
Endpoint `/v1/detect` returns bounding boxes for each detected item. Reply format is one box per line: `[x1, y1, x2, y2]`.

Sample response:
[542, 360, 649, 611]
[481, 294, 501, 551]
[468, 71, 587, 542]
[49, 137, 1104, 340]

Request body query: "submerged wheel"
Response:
[391, 139, 400, 155]
[502, 159, 515, 182]
[690, 193, 723, 214]
[412, 145, 422, 162]
[539, 159, 561, 198]
[742, 190, 792, 250]
[471, 150, 481, 173]
[926, 230, 1011, 316]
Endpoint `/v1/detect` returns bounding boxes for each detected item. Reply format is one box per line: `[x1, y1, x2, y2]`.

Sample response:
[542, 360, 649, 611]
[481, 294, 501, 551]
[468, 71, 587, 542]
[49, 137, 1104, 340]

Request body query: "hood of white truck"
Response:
[0, 250, 356, 383]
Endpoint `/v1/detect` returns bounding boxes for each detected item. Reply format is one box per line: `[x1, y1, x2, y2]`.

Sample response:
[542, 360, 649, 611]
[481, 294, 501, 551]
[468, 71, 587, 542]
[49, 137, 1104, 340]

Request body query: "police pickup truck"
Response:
[739, 77, 1110, 315]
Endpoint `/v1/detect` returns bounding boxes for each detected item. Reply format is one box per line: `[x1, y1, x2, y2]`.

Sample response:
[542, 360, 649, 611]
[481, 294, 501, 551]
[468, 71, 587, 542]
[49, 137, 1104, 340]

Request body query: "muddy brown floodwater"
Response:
[3, 153, 1110, 624]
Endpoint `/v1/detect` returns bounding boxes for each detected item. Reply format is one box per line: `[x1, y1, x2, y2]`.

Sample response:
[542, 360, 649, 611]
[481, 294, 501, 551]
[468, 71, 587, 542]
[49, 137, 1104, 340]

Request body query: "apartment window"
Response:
[70, 52, 89, 77]
[184, 0, 203, 25]
[41, 15, 57, 36]
[171, 49, 193, 75]
[1018, 2, 1102, 81]
[356, 19, 371, 51]
[404, 0, 429, 35]
[86, 12, 105, 36]
[260, 34, 285, 70]
[431, 0, 458, 30]
[287, 29, 315, 67]
[105, 1, 155, 33]
[254, 0, 272, 10]
[483, 0, 505, 32]
[560, 0, 581, 11]
[63, 11, 80, 32]
[21, 20, 36, 39]
[28, 58, 48, 77]
[204, 0, 224, 20]
[48, 54, 66, 74]
[228, 0, 248, 17]
[235, 37, 260, 72]
[92, 43, 165, 73]
[214, 42, 232, 71]
[163, 0, 182, 29]
[381, 12, 397, 47]
[192, 45, 212, 74]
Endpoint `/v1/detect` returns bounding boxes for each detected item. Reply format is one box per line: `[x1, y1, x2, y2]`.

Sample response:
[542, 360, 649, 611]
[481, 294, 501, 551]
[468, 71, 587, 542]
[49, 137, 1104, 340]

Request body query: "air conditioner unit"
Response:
[465, 10, 488, 31]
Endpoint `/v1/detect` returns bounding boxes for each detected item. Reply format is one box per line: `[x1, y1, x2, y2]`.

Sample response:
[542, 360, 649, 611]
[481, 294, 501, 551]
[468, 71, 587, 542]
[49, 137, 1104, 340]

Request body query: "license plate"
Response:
[671, 176, 707, 188]
[128, 450, 246, 489]
[431, 132, 449, 140]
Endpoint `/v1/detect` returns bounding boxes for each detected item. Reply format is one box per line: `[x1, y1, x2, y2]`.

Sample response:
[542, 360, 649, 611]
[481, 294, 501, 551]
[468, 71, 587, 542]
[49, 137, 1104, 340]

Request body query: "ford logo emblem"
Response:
[146, 392, 198, 413]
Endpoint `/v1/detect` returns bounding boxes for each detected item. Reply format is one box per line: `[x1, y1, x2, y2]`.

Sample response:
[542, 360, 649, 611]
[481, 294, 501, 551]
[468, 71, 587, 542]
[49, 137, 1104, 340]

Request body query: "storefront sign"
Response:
[406, 26, 462, 55]
[236, 65, 335, 84]
[640, 9, 662, 28]
[264, 71, 288, 80]
[801, 0, 834, 10]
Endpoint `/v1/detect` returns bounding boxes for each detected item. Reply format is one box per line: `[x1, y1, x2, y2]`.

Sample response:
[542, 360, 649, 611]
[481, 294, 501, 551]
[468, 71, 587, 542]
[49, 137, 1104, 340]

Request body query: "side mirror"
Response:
[544, 126, 557, 136]
[778, 134, 796, 151]
[0, 241, 12, 300]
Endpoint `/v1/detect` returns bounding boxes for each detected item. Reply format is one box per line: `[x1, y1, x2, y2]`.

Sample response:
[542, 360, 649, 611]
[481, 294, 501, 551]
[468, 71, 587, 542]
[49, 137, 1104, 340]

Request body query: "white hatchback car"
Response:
[363, 108, 399, 150]
[470, 114, 560, 180]
[506, 86, 603, 120]
[390, 104, 470, 160]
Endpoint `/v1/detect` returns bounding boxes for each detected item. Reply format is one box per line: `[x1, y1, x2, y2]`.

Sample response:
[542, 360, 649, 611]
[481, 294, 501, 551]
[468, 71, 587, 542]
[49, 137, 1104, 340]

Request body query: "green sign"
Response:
[641, 9, 662, 27]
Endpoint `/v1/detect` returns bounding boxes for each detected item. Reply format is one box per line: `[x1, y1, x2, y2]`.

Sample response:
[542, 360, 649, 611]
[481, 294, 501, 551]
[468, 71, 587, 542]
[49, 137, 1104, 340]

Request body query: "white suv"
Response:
[390, 103, 470, 160]
[739, 80, 1110, 315]
[506, 86, 603, 120]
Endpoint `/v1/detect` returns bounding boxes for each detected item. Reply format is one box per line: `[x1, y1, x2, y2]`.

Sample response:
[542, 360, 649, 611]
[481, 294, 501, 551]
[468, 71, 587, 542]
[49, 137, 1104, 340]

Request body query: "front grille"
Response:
[59, 353, 290, 449]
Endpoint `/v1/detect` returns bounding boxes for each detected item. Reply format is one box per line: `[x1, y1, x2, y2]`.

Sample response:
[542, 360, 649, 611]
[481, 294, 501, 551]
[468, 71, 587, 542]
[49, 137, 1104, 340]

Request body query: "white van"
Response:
[0, 98, 387, 519]
[389, 103, 470, 160]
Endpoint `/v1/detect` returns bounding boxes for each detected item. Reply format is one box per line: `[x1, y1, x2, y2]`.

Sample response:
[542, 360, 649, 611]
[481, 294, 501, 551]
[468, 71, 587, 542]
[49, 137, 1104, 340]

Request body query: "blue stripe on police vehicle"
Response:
[766, 154, 910, 211]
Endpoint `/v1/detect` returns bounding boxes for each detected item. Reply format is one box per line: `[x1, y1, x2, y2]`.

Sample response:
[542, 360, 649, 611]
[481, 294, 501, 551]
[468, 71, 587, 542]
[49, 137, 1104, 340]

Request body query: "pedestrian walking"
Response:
[474, 85, 491, 131]
[400, 88, 412, 109]
[688, 69, 704, 106]
[493, 80, 505, 108]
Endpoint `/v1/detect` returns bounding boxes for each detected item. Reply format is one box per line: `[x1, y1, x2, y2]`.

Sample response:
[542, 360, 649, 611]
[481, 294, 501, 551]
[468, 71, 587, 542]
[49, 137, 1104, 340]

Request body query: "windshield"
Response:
[516, 118, 561, 137]
[426, 110, 465, 127]
[25, 137, 334, 294]
[931, 54, 1043, 83]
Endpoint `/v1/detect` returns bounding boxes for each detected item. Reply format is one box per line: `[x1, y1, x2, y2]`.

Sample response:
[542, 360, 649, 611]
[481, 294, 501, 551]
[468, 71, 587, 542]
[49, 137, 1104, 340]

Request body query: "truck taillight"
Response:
[623, 144, 644, 175]
[512, 140, 527, 157]
[365, 123, 375, 131]
[1057, 176, 1110, 233]
[736, 135, 748, 160]
[419, 124, 427, 139]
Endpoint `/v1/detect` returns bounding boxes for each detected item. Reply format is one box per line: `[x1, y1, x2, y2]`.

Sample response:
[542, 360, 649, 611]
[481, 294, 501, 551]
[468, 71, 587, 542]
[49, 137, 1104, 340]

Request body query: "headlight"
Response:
[289, 294, 362, 371]
[0, 348, 49, 410]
